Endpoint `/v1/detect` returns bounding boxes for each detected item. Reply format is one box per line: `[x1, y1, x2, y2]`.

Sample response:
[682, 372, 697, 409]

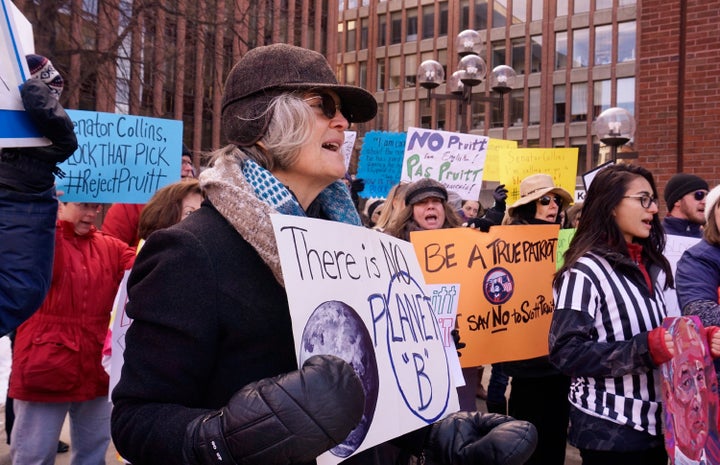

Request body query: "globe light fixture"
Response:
[415, 30, 516, 133]
[594, 107, 636, 161]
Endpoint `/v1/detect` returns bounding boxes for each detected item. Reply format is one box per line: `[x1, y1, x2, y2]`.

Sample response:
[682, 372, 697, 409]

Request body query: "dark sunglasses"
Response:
[538, 195, 563, 207]
[694, 190, 707, 201]
[303, 93, 345, 120]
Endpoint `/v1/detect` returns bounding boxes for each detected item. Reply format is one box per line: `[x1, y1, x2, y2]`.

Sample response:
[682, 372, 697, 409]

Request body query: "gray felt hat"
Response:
[221, 43, 378, 146]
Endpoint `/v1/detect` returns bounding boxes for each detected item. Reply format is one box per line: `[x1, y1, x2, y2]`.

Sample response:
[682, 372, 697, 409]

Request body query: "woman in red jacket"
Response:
[9, 201, 135, 464]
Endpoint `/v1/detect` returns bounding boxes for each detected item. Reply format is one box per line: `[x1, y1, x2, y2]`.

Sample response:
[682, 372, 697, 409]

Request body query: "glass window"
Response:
[404, 100, 417, 132]
[388, 102, 400, 132]
[493, 0, 508, 27]
[378, 14, 386, 46]
[556, 0, 567, 17]
[531, 0, 542, 21]
[439, 3, 449, 36]
[619, 0, 636, 5]
[530, 35, 542, 73]
[492, 42, 506, 68]
[618, 21, 636, 62]
[572, 28, 589, 68]
[528, 87, 540, 125]
[475, 1, 488, 30]
[596, 0, 612, 9]
[510, 89, 524, 126]
[359, 61, 367, 88]
[389, 57, 402, 90]
[360, 18, 369, 49]
[512, 0, 526, 24]
[594, 24, 612, 65]
[391, 12, 402, 44]
[405, 55, 417, 87]
[555, 31, 568, 70]
[617, 77, 635, 115]
[471, 98, 486, 131]
[377, 59, 385, 91]
[422, 6, 435, 39]
[571, 82, 588, 122]
[337, 23, 344, 52]
[346, 63, 357, 85]
[574, 0, 590, 13]
[554, 85, 566, 123]
[407, 9, 418, 41]
[347, 20, 357, 52]
[512, 38, 525, 75]
[461, 0, 470, 30]
[593, 79, 611, 118]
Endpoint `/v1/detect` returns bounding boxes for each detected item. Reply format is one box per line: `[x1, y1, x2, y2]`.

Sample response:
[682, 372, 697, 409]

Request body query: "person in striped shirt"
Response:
[549, 163, 720, 465]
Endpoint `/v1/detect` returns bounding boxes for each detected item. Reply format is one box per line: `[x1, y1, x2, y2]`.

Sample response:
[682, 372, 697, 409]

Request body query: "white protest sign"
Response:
[401, 127, 488, 201]
[663, 234, 702, 317]
[0, 0, 48, 147]
[342, 130, 357, 170]
[271, 215, 459, 465]
[426, 283, 463, 386]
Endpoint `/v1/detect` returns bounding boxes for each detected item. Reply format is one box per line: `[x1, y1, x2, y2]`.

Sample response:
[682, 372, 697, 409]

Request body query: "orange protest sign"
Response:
[410, 225, 559, 367]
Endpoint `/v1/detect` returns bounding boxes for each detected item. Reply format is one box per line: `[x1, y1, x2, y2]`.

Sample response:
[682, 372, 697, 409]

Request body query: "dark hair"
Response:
[138, 180, 203, 240]
[506, 202, 538, 224]
[555, 164, 673, 289]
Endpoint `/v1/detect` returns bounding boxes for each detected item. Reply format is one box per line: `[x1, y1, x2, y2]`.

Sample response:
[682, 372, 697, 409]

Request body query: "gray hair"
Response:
[239, 93, 316, 171]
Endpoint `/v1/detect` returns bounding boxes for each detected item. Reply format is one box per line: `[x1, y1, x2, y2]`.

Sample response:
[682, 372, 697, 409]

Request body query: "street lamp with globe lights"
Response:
[593, 107, 636, 162]
[416, 29, 516, 133]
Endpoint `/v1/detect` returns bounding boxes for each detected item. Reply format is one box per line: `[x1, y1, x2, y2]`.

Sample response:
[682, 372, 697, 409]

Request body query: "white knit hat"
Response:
[704, 184, 720, 223]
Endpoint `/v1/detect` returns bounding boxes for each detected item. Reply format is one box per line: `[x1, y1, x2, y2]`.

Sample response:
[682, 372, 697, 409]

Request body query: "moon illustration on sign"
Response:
[299, 300, 379, 458]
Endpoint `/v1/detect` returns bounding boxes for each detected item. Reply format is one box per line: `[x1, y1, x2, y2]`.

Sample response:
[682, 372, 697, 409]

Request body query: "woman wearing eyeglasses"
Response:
[549, 164, 678, 464]
[496, 173, 574, 465]
[111, 44, 537, 465]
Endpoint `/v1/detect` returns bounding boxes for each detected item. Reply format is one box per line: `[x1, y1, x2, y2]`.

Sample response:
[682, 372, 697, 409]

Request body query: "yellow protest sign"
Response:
[496, 148, 578, 204]
[410, 225, 559, 367]
[483, 138, 519, 182]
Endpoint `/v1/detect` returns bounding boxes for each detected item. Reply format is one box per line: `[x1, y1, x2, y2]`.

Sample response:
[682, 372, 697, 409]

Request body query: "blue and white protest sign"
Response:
[56, 110, 183, 203]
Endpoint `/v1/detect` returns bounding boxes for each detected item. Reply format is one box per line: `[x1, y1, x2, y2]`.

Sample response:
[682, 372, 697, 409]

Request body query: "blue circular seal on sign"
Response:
[483, 267, 514, 304]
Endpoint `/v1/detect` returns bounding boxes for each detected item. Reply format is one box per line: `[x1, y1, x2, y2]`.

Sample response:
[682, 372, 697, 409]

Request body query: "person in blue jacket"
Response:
[0, 54, 78, 336]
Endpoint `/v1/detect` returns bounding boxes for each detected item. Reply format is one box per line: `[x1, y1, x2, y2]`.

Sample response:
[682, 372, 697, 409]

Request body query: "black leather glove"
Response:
[0, 79, 78, 192]
[183, 355, 365, 465]
[424, 412, 537, 465]
[492, 184, 508, 210]
[451, 329, 466, 357]
[464, 217, 495, 232]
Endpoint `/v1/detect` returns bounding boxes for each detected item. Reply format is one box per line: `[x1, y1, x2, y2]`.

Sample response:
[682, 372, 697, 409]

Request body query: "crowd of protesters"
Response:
[2, 45, 720, 465]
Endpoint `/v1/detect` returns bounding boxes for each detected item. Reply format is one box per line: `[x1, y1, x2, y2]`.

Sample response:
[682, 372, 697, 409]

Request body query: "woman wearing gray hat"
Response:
[111, 44, 536, 465]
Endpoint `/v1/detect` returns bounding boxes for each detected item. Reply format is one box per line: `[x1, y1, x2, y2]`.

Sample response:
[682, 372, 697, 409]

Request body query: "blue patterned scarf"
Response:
[241, 158, 361, 225]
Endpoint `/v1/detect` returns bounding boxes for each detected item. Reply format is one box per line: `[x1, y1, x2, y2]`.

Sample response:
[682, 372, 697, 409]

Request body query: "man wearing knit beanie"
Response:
[662, 173, 709, 238]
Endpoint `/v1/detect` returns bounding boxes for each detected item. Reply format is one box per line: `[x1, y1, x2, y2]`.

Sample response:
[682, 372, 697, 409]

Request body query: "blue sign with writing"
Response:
[56, 110, 183, 203]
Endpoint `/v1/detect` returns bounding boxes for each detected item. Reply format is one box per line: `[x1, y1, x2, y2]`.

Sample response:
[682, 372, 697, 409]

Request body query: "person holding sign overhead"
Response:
[0, 54, 78, 336]
[500, 173, 573, 465]
[111, 43, 537, 465]
[548, 164, 720, 464]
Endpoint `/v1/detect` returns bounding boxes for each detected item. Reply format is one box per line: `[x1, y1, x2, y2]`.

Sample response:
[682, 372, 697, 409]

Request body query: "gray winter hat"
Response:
[221, 43, 378, 146]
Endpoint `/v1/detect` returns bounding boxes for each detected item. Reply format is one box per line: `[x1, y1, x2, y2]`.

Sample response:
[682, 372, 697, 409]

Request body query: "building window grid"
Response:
[335, 0, 635, 141]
